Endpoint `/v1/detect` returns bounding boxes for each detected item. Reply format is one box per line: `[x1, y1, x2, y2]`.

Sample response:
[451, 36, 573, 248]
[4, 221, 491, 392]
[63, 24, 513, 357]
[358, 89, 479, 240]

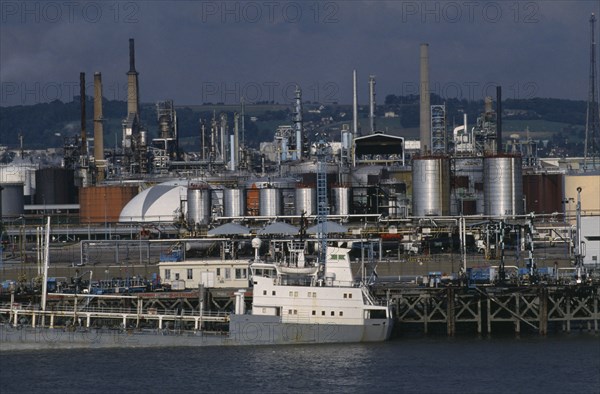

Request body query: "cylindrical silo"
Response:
[412, 156, 450, 216]
[187, 184, 211, 225]
[260, 187, 281, 217]
[484, 155, 523, 217]
[35, 168, 77, 204]
[332, 186, 352, 215]
[223, 188, 245, 217]
[295, 186, 316, 216]
[0, 183, 24, 217]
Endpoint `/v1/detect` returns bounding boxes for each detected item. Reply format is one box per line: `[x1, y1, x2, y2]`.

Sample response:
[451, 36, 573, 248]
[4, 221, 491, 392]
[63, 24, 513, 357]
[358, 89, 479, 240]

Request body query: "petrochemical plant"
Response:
[1, 34, 599, 288]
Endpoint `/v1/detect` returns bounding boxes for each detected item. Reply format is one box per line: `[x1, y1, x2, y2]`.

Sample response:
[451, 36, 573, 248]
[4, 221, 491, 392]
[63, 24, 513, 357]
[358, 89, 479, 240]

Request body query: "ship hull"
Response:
[1, 316, 392, 350]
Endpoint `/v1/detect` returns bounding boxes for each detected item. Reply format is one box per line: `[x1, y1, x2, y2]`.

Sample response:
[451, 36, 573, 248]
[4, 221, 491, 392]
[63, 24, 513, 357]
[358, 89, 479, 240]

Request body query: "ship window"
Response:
[293, 310, 297, 315]
[313, 293, 316, 298]
[312, 310, 316, 316]
[235, 268, 247, 279]
[321, 311, 325, 316]
[272, 291, 276, 296]
[307, 292, 312, 297]
[224, 268, 231, 279]
[289, 291, 293, 297]
[294, 291, 298, 297]
[187, 269, 193, 280]
[343, 293, 347, 299]
[165, 269, 171, 280]
[288, 309, 292, 314]
[175, 273, 180, 280]
[331, 311, 335, 316]
[263, 290, 267, 295]
[349, 293, 352, 299]
[216, 268, 221, 276]
[340, 311, 344, 317]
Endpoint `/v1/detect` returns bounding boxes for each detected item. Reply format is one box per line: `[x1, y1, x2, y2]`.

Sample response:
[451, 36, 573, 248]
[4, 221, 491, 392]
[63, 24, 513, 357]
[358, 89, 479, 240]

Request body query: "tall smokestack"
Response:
[369, 75, 376, 133]
[294, 85, 303, 160]
[420, 43, 431, 154]
[127, 38, 139, 116]
[80, 72, 86, 146]
[352, 70, 358, 138]
[94, 72, 105, 172]
[496, 85, 502, 154]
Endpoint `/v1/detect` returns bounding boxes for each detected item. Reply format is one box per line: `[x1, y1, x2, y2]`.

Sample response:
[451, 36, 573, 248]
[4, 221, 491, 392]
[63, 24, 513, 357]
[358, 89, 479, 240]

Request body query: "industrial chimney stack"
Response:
[420, 43, 431, 154]
[352, 70, 359, 138]
[80, 72, 86, 146]
[94, 72, 105, 178]
[368, 75, 376, 134]
[127, 38, 139, 117]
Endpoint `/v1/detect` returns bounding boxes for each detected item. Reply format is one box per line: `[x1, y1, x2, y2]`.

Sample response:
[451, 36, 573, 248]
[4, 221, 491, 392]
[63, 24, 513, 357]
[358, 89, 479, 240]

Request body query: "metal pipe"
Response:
[93, 72, 105, 170]
[353, 70, 358, 138]
[496, 86, 502, 154]
[369, 75, 376, 133]
[420, 43, 431, 154]
[80, 72, 86, 146]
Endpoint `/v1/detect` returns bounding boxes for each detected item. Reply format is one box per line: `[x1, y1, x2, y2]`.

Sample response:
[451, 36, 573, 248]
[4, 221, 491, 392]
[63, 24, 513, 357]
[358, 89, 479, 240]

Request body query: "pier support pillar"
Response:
[86, 314, 91, 328]
[13, 311, 18, 326]
[487, 298, 492, 334]
[515, 295, 520, 335]
[195, 317, 199, 331]
[32, 313, 36, 328]
[158, 316, 163, 329]
[594, 296, 598, 333]
[539, 287, 548, 335]
[122, 315, 127, 329]
[477, 299, 482, 334]
[566, 296, 571, 333]
[50, 314, 54, 328]
[446, 288, 455, 336]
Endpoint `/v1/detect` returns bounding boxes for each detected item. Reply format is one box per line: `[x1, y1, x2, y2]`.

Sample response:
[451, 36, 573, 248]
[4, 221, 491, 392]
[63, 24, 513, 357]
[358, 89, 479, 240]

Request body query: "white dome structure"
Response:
[119, 182, 187, 223]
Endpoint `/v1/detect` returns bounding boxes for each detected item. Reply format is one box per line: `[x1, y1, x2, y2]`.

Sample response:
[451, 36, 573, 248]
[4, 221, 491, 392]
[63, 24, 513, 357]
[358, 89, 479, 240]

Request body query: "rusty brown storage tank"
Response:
[522, 173, 564, 214]
[79, 186, 138, 223]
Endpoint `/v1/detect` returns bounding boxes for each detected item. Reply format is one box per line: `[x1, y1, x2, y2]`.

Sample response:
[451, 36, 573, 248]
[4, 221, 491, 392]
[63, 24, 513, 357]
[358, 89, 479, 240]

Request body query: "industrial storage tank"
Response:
[522, 173, 564, 214]
[1, 163, 37, 204]
[0, 182, 25, 217]
[332, 185, 352, 215]
[246, 183, 260, 216]
[483, 155, 523, 217]
[80, 185, 138, 223]
[412, 156, 450, 216]
[260, 187, 281, 217]
[295, 186, 316, 216]
[35, 167, 77, 204]
[187, 184, 211, 226]
[223, 188, 245, 217]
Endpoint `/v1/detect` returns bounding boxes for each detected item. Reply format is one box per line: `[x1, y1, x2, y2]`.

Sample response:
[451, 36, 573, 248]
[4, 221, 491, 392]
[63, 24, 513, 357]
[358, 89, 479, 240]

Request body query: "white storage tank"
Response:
[483, 155, 523, 217]
[187, 183, 211, 225]
[412, 156, 450, 216]
[295, 186, 316, 216]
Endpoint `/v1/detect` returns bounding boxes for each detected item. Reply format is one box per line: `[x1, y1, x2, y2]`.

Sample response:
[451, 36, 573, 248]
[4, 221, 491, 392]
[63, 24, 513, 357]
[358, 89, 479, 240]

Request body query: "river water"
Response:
[1, 334, 599, 393]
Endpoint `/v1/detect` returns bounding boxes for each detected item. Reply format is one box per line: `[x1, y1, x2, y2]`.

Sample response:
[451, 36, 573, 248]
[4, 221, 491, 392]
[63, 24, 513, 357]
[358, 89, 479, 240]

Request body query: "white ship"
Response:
[229, 239, 393, 344]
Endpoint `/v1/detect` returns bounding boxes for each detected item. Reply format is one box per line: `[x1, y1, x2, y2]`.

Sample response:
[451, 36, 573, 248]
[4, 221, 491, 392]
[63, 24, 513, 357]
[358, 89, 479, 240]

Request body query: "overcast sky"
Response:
[1, 0, 598, 106]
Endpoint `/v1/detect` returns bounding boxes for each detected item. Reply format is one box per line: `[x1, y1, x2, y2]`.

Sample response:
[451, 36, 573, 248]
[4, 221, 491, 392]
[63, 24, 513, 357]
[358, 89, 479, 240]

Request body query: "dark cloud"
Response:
[1, 0, 598, 106]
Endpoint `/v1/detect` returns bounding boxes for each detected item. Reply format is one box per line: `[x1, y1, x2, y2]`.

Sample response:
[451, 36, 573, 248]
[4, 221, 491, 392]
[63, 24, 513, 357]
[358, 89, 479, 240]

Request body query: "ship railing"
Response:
[0, 303, 229, 318]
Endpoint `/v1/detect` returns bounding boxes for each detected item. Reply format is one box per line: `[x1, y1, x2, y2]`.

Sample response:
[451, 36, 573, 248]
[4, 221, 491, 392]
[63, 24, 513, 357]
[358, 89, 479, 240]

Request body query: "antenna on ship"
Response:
[315, 133, 330, 272]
